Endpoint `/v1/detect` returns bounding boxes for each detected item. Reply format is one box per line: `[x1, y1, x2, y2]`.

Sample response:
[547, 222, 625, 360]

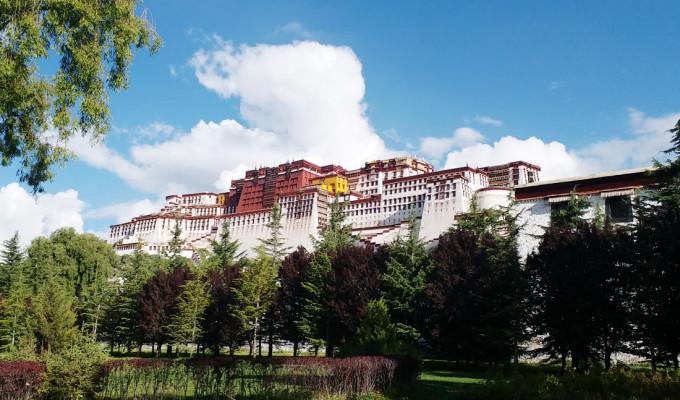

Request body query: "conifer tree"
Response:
[0, 232, 23, 293]
[299, 194, 355, 356]
[208, 221, 243, 268]
[35, 277, 77, 354]
[550, 190, 590, 229]
[166, 216, 188, 271]
[381, 208, 428, 343]
[632, 118, 680, 372]
[355, 298, 398, 356]
[0, 272, 31, 352]
[168, 278, 211, 356]
[231, 257, 277, 358]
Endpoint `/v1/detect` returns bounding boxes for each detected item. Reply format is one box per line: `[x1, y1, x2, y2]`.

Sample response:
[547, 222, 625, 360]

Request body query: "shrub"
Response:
[453, 369, 680, 400]
[99, 356, 420, 398]
[43, 337, 107, 399]
[0, 361, 45, 400]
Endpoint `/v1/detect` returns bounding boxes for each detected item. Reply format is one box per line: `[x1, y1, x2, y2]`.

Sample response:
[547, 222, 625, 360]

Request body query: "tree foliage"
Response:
[167, 278, 210, 356]
[208, 221, 242, 269]
[381, 209, 428, 343]
[0, 0, 161, 191]
[277, 246, 313, 356]
[527, 221, 632, 371]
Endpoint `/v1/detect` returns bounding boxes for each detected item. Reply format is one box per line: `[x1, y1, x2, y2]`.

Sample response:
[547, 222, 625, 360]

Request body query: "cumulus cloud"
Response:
[473, 115, 503, 127]
[420, 127, 485, 160]
[444, 109, 680, 180]
[0, 183, 84, 247]
[71, 39, 395, 195]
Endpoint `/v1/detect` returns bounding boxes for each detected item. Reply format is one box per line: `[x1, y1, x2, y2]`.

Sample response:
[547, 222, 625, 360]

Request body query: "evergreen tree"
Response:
[632, 118, 680, 372]
[167, 278, 211, 356]
[354, 298, 398, 356]
[256, 202, 290, 264]
[381, 209, 428, 343]
[0, 231, 23, 293]
[35, 276, 77, 354]
[0, 272, 32, 352]
[165, 215, 188, 271]
[550, 190, 590, 229]
[114, 245, 154, 353]
[208, 221, 243, 268]
[298, 251, 332, 355]
[231, 257, 277, 358]
[313, 195, 354, 253]
[299, 194, 355, 356]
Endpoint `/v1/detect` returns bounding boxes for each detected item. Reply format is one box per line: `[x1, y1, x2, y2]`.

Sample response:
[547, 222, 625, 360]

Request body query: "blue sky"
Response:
[1, 0, 679, 245]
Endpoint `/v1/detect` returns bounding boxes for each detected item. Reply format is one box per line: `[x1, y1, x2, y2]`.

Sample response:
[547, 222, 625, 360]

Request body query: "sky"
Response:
[1, 0, 680, 246]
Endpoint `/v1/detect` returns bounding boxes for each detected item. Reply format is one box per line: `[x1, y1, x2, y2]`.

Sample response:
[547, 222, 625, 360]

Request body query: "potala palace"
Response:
[107, 157, 653, 259]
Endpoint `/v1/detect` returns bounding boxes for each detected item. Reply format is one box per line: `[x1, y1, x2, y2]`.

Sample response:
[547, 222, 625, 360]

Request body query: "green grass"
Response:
[386, 360, 486, 400]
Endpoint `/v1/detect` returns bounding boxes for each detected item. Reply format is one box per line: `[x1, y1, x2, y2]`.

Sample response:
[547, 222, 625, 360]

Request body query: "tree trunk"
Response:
[252, 312, 259, 359]
[268, 323, 273, 357]
[293, 341, 299, 357]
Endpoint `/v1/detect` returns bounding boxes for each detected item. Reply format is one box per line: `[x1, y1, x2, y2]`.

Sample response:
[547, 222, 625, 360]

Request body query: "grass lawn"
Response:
[386, 360, 487, 400]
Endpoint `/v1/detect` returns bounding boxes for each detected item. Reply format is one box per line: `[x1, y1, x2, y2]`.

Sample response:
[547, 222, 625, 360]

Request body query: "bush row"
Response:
[99, 356, 419, 399]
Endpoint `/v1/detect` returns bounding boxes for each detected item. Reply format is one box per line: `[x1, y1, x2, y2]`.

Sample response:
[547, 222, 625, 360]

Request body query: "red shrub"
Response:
[0, 361, 45, 400]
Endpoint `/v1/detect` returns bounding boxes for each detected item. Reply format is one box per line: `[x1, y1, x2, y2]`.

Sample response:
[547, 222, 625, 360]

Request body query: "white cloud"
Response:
[169, 65, 177, 76]
[274, 22, 312, 38]
[72, 39, 395, 196]
[443, 109, 680, 180]
[137, 122, 174, 138]
[382, 128, 400, 142]
[84, 197, 165, 224]
[0, 183, 84, 247]
[473, 115, 503, 127]
[548, 81, 563, 90]
[420, 127, 485, 160]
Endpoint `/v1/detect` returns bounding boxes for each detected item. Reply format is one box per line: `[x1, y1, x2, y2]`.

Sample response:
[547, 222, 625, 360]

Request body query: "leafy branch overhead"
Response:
[0, 0, 162, 192]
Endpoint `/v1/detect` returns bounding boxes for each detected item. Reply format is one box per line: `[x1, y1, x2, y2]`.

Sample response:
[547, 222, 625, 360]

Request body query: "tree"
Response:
[353, 298, 398, 356]
[201, 264, 242, 355]
[0, 231, 23, 293]
[256, 202, 290, 264]
[165, 216, 188, 271]
[277, 247, 313, 356]
[299, 194, 355, 356]
[424, 199, 528, 364]
[0, 0, 161, 192]
[35, 276, 77, 354]
[167, 278, 210, 356]
[231, 257, 277, 359]
[526, 221, 632, 371]
[426, 229, 519, 362]
[381, 209, 428, 343]
[0, 272, 32, 352]
[138, 267, 193, 356]
[327, 245, 383, 355]
[631, 118, 680, 372]
[313, 194, 354, 253]
[208, 221, 243, 268]
[550, 190, 590, 229]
